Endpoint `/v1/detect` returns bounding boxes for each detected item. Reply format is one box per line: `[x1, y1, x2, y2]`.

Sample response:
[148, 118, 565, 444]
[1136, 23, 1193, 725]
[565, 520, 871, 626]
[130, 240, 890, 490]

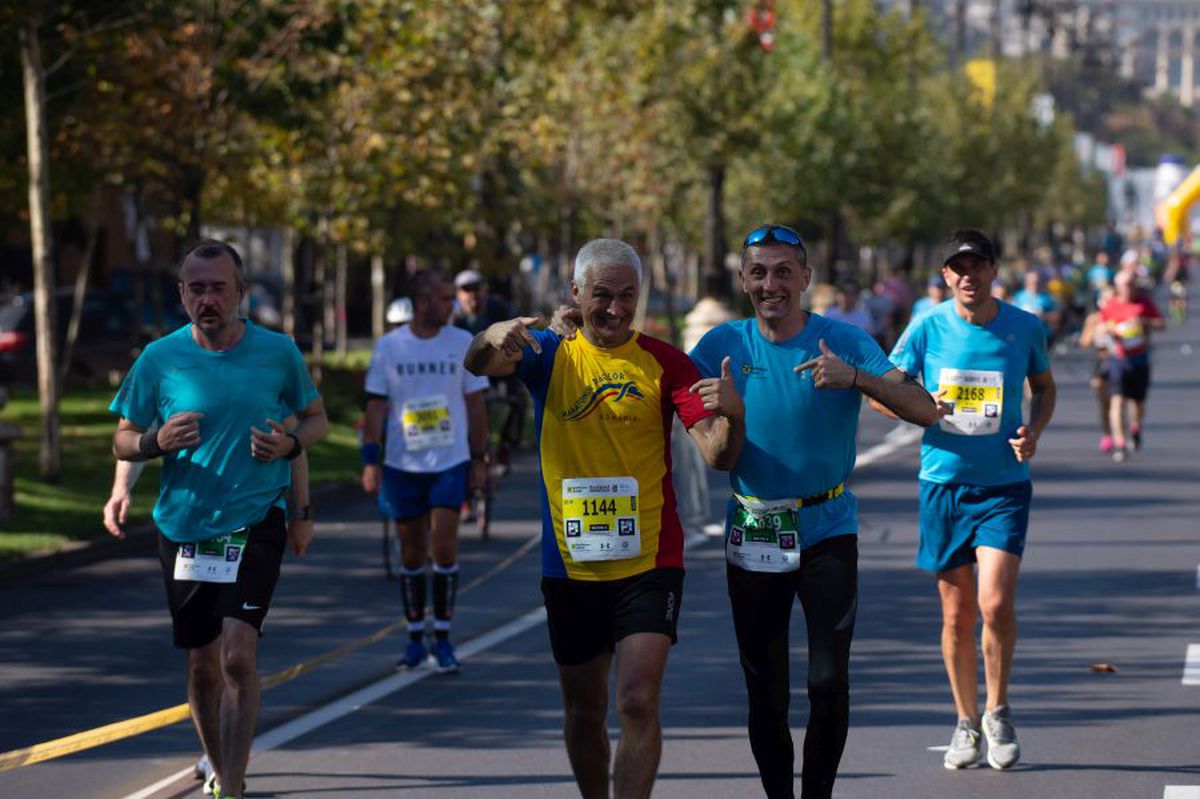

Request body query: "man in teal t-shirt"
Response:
[690, 224, 936, 799]
[110, 241, 326, 799]
[890, 229, 1056, 773]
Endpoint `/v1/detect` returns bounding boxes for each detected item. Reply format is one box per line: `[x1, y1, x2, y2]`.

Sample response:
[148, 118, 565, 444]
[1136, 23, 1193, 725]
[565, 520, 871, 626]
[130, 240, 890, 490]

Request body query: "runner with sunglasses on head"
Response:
[465, 238, 744, 799]
[689, 224, 937, 799]
[888, 229, 1056, 771]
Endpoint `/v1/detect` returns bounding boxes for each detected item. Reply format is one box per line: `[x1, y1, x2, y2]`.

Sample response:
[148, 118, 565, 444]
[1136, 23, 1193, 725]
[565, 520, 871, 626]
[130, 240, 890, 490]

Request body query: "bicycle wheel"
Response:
[382, 517, 403, 579]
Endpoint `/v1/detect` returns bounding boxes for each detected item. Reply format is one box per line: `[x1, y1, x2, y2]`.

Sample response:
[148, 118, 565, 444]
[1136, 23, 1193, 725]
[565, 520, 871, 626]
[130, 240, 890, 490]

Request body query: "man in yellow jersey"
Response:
[465, 238, 744, 799]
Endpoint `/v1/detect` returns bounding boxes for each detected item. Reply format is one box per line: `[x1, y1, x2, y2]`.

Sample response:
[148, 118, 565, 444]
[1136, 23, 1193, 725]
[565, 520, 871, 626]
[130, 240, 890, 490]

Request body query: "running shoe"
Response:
[943, 718, 983, 769]
[433, 638, 461, 674]
[194, 754, 211, 781]
[398, 638, 428, 670]
[982, 705, 1020, 769]
[1130, 425, 1142, 450]
[1099, 435, 1113, 454]
[1112, 447, 1127, 463]
[202, 772, 220, 797]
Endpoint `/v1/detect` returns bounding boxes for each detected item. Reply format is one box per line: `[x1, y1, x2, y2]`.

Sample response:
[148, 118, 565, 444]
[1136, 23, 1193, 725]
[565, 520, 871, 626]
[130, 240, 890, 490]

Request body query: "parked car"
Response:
[0, 288, 146, 387]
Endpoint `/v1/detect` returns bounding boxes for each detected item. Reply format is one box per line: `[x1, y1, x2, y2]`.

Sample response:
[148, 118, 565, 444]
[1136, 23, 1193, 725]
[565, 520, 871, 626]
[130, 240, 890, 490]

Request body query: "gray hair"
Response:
[573, 239, 643, 291]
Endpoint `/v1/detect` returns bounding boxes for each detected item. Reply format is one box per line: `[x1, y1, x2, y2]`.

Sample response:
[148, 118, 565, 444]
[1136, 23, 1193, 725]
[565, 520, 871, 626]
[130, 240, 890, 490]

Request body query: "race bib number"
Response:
[726, 496, 801, 573]
[401, 395, 454, 451]
[173, 529, 248, 584]
[1114, 319, 1145, 351]
[561, 477, 641, 562]
[937, 368, 1003, 436]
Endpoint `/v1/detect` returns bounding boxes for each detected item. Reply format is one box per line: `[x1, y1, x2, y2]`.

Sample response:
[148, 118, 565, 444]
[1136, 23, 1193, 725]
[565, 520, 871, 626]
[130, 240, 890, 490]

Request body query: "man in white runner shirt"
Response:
[361, 269, 490, 673]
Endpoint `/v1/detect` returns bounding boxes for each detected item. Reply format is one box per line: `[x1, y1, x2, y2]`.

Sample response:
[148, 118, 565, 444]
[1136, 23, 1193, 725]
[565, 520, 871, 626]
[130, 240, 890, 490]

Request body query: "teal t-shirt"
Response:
[690, 315, 895, 548]
[889, 300, 1050, 487]
[109, 321, 320, 542]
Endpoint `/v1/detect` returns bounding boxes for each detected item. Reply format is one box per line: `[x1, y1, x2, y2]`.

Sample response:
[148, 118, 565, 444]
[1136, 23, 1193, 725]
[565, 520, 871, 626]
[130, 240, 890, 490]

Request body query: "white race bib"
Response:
[937, 368, 1004, 436]
[401, 395, 454, 451]
[173, 529, 248, 583]
[561, 477, 641, 562]
[726, 495, 801, 573]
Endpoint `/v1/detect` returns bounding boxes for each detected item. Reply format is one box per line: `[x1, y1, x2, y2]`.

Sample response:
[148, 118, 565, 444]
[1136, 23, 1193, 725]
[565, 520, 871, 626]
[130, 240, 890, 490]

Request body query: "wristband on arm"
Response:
[361, 442, 381, 466]
[138, 429, 165, 459]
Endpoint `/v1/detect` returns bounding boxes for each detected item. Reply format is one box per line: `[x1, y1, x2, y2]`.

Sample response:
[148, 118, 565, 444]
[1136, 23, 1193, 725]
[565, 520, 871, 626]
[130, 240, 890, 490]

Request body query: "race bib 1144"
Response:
[561, 476, 641, 562]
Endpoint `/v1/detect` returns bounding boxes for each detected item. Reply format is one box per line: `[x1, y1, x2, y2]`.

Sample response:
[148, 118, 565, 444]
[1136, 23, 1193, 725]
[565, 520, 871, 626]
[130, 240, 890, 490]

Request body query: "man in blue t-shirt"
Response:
[889, 229, 1056, 772]
[690, 224, 936, 799]
[110, 241, 327, 799]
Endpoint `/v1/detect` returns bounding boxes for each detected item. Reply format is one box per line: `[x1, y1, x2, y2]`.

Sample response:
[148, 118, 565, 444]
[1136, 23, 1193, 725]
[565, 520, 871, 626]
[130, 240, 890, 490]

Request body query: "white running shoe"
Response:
[943, 718, 983, 769]
[982, 705, 1021, 769]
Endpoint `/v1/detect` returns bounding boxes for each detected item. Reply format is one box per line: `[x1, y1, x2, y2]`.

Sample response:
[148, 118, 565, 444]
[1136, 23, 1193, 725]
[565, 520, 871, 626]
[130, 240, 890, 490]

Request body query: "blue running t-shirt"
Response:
[110, 322, 320, 542]
[890, 300, 1050, 487]
[690, 315, 894, 548]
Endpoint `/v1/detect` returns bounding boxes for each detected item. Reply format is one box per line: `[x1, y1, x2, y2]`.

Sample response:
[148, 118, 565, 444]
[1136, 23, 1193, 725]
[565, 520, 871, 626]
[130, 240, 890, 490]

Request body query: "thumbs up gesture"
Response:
[689, 356, 745, 420]
[794, 339, 857, 389]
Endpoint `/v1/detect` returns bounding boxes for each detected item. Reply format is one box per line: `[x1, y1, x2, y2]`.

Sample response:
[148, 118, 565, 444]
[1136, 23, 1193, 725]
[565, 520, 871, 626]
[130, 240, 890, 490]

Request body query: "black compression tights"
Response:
[726, 534, 858, 799]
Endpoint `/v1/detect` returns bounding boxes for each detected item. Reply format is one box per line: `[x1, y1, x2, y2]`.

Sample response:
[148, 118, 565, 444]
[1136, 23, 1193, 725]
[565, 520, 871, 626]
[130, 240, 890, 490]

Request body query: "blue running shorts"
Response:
[917, 480, 1032, 573]
[378, 462, 469, 521]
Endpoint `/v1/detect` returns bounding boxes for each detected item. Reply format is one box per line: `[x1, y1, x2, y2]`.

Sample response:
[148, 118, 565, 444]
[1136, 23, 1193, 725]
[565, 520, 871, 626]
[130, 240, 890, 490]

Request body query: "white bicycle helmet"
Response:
[386, 297, 413, 325]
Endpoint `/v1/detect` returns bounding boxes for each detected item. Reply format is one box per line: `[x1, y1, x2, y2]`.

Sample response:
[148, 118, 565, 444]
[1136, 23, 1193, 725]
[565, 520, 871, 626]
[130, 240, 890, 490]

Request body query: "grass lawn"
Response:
[0, 383, 362, 563]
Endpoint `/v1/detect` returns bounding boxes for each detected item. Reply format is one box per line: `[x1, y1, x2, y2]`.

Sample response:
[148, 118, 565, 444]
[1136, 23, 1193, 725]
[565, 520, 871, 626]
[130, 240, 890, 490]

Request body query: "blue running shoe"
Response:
[398, 639, 428, 670]
[433, 638, 461, 674]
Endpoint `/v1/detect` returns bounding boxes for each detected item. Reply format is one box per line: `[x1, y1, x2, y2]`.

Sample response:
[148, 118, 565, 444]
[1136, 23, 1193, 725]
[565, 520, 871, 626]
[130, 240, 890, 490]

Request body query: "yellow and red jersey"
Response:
[517, 329, 712, 580]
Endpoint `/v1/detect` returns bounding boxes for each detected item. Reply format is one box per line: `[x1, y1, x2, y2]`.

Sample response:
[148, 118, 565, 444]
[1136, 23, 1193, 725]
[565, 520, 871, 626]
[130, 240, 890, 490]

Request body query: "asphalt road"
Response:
[1, 310, 1198, 799]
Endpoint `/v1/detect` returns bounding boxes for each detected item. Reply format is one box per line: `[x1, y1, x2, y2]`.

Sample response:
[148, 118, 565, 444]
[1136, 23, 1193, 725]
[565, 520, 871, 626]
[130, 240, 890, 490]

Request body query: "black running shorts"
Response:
[541, 567, 684, 666]
[157, 507, 287, 649]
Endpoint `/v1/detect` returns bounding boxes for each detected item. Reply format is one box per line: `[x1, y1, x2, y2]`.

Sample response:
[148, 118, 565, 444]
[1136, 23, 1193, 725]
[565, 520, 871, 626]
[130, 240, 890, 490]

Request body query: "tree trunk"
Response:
[59, 187, 103, 386]
[953, 0, 967, 68]
[19, 15, 61, 482]
[311, 237, 326, 385]
[701, 162, 728, 300]
[821, 0, 833, 64]
[282, 225, 296, 337]
[334, 243, 348, 358]
[370, 251, 385, 339]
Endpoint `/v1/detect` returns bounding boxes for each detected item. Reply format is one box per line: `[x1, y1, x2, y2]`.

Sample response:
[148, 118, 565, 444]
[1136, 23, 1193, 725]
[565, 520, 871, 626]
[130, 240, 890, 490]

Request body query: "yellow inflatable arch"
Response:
[1161, 164, 1200, 245]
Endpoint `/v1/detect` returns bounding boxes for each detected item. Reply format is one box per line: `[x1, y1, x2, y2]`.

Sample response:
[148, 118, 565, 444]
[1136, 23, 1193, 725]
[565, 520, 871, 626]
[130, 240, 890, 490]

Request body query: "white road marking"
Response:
[1182, 644, 1200, 685]
[120, 425, 927, 799]
[1164, 787, 1200, 798]
[857, 423, 923, 468]
[121, 607, 549, 799]
[1194, 564, 1200, 590]
[120, 765, 194, 799]
[926, 745, 950, 752]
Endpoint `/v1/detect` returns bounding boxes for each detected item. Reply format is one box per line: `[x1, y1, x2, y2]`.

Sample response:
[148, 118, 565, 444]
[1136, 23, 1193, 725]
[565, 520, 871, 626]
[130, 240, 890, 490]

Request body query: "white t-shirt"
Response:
[365, 325, 489, 473]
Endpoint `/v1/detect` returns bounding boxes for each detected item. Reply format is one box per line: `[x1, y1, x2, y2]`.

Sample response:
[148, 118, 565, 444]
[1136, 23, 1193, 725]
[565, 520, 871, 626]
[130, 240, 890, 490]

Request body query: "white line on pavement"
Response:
[121, 424, 925, 799]
[1194, 564, 1200, 590]
[1182, 644, 1200, 685]
[857, 423, 923, 468]
[120, 765, 194, 799]
[121, 607, 550, 799]
[1164, 787, 1200, 798]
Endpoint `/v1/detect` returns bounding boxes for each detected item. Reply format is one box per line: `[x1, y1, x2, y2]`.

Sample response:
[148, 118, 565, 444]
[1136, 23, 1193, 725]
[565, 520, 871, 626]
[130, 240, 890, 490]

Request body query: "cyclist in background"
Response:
[452, 268, 529, 472]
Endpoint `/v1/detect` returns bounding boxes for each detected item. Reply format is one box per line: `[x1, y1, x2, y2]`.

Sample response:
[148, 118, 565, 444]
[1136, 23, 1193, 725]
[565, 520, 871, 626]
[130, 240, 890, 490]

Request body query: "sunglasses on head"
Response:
[743, 224, 806, 255]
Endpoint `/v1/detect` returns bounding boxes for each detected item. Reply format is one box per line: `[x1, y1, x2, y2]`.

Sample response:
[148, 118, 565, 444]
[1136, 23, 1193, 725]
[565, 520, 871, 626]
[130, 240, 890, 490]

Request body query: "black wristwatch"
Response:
[285, 432, 304, 460]
[294, 504, 313, 521]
